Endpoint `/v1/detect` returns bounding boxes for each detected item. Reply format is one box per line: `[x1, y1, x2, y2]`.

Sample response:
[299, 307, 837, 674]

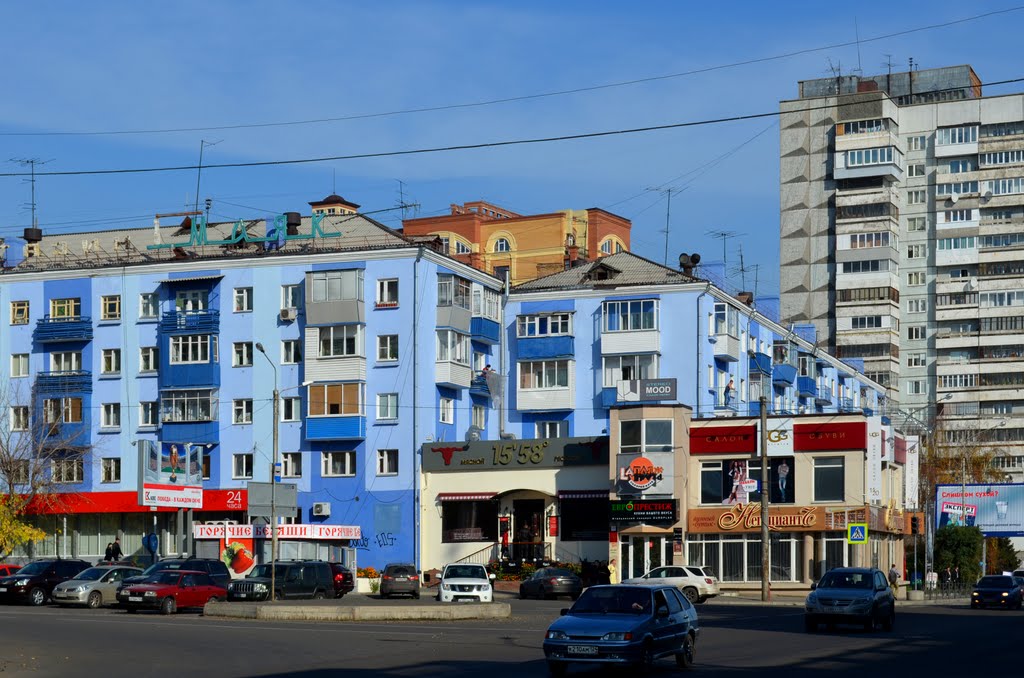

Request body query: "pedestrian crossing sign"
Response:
[847, 523, 868, 544]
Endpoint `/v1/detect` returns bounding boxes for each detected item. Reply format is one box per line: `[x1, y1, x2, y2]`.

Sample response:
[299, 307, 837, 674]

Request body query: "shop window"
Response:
[559, 498, 607, 541]
[441, 501, 498, 543]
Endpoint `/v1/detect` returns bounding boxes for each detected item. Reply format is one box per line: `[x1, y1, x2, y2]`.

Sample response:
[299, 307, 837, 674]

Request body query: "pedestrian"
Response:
[608, 558, 619, 585]
[942, 566, 952, 587]
[103, 542, 114, 562]
[500, 528, 510, 560]
[888, 563, 900, 592]
[953, 566, 960, 584]
[110, 536, 123, 562]
[724, 378, 735, 406]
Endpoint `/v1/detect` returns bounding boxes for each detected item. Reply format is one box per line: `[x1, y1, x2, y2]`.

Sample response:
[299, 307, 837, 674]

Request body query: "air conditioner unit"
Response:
[279, 307, 298, 322]
[312, 502, 331, 517]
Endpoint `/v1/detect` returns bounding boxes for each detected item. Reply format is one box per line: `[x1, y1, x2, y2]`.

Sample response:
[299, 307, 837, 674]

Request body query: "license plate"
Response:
[129, 596, 143, 602]
[0, 587, 6, 593]
[567, 646, 598, 656]
[237, 593, 247, 598]
[823, 606, 843, 614]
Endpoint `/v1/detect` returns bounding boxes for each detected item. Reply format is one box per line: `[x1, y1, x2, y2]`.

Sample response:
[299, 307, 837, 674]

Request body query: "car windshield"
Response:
[444, 566, 487, 579]
[818, 572, 873, 589]
[16, 562, 51, 576]
[978, 576, 1014, 588]
[248, 564, 287, 578]
[571, 587, 653, 614]
[143, 572, 181, 586]
[386, 566, 415, 576]
[71, 568, 106, 581]
[142, 561, 186, 576]
[548, 569, 574, 578]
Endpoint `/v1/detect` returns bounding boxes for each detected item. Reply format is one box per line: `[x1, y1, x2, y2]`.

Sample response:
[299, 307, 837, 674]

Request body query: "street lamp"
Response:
[254, 342, 280, 600]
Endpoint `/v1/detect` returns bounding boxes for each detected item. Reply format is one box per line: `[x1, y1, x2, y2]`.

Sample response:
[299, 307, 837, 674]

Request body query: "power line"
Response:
[0, 6, 1018, 138]
[3, 76, 1023, 180]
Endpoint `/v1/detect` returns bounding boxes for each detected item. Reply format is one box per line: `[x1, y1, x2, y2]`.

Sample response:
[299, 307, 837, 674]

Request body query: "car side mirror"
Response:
[810, 582, 816, 591]
[656, 606, 670, 618]
[560, 608, 569, 616]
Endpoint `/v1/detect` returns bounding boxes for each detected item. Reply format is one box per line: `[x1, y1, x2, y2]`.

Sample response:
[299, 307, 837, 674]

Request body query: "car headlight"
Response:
[144, 591, 158, 597]
[254, 583, 268, 592]
[1002, 592, 1009, 597]
[806, 593, 818, 606]
[14, 579, 31, 587]
[546, 630, 568, 640]
[851, 596, 873, 608]
[601, 632, 633, 641]
[972, 591, 979, 597]
[75, 585, 88, 593]
[442, 584, 451, 591]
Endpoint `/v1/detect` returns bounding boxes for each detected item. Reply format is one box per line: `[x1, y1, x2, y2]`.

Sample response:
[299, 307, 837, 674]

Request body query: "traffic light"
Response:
[911, 515, 920, 534]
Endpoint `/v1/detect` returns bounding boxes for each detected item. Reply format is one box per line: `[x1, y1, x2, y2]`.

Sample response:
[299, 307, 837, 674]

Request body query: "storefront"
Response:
[192, 523, 361, 577]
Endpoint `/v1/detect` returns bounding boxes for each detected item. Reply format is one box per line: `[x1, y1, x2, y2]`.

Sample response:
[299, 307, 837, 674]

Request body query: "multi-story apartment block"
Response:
[780, 65, 1024, 482]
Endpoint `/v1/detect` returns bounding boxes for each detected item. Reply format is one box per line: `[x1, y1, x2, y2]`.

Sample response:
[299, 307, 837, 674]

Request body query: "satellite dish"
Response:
[983, 189, 993, 200]
[465, 425, 483, 442]
[949, 193, 959, 204]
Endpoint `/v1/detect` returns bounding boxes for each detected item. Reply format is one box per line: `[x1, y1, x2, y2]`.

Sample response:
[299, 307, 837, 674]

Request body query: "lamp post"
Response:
[759, 394, 769, 602]
[254, 342, 280, 601]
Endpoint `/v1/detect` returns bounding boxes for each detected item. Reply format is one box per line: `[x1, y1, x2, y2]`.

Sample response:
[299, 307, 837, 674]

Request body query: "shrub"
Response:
[357, 566, 379, 579]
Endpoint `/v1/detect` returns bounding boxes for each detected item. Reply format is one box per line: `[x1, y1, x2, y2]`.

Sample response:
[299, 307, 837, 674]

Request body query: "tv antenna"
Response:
[10, 157, 53, 229]
[645, 186, 678, 266]
[706, 229, 740, 269]
[194, 139, 222, 215]
[729, 245, 761, 298]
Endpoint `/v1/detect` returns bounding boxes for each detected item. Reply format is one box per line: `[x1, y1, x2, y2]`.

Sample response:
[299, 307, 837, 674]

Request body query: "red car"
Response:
[0, 564, 21, 577]
[116, 570, 225, 614]
[330, 563, 355, 598]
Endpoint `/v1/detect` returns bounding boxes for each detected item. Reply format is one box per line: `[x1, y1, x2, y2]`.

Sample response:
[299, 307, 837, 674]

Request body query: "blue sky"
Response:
[1, 1, 1022, 297]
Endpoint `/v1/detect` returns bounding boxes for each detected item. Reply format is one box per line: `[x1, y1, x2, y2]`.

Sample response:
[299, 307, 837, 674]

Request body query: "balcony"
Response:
[839, 397, 857, 412]
[710, 386, 739, 416]
[34, 316, 93, 343]
[159, 310, 220, 335]
[470, 317, 500, 345]
[35, 371, 92, 395]
[306, 416, 367, 441]
[816, 387, 833, 406]
[749, 351, 772, 376]
[436, 361, 473, 389]
[711, 333, 741, 362]
[518, 336, 574, 360]
[796, 376, 817, 398]
[772, 364, 797, 387]
[833, 146, 904, 182]
[469, 375, 491, 399]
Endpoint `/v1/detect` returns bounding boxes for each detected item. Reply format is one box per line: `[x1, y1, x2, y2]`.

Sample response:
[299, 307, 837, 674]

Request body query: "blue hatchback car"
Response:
[542, 584, 699, 675]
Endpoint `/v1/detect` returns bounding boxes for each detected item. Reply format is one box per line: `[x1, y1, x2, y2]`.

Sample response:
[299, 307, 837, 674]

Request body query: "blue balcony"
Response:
[34, 316, 93, 343]
[748, 351, 772, 376]
[35, 371, 93, 395]
[772, 364, 797, 387]
[40, 421, 89, 448]
[815, 387, 833, 405]
[518, 336, 574, 360]
[839, 397, 856, 411]
[469, 376, 491, 399]
[306, 416, 367, 441]
[160, 310, 220, 335]
[796, 376, 817, 398]
[470, 317, 500, 345]
[161, 421, 218, 445]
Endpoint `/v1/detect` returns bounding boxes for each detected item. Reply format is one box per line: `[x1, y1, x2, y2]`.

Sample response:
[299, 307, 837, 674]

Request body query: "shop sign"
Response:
[687, 504, 822, 533]
[609, 499, 677, 523]
[423, 436, 609, 472]
[866, 416, 883, 504]
[793, 421, 866, 451]
[193, 524, 361, 540]
[759, 417, 793, 456]
[548, 515, 559, 537]
[617, 378, 677, 403]
[615, 452, 673, 496]
[690, 425, 757, 454]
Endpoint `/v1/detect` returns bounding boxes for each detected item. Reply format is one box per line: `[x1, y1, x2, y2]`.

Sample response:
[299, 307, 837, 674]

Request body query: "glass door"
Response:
[621, 536, 671, 579]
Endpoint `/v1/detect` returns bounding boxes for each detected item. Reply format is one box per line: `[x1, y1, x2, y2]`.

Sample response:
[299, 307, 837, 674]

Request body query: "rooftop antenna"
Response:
[883, 54, 894, 93]
[332, 168, 336, 194]
[854, 18, 863, 75]
[194, 139, 222, 215]
[826, 58, 842, 94]
[706, 229, 740, 270]
[645, 187, 677, 266]
[10, 157, 52, 229]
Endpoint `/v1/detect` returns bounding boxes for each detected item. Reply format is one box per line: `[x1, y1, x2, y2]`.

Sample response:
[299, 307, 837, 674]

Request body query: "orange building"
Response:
[402, 200, 631, 285]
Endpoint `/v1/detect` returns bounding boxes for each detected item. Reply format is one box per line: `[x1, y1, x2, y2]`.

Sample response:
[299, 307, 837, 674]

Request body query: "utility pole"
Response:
[760, 395, 770, 602]
[255, 343, 280, 602]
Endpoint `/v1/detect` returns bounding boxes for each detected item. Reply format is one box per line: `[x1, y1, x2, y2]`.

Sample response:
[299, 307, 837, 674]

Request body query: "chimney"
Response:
[736, 291, 755, 306]
[678, 252, 701, 277]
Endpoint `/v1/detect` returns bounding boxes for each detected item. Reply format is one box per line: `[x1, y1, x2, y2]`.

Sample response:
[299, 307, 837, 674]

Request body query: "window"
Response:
[10, 353, 28, 378]
[233, 287, 253, 312]
[439, 397, 454, 424]
[600, 239, 613, 254]
[906, 135, 926, 151]
[472, 405, 486, 429]
[281, 340, 301, 364]
[50, 298, 81, 319]
[841, 260, 886, 274]
[813, 457, 844, 501]
[309, 383, 362, 416]
[377, 393, 398, 420]
[139, 402, 158, 428]
[233, 399, 253, 424]
[849, 315, 882, 329]
[100, 295, 121, 321]
[101, 349, 121, 375]
[139, 293, 159, 319]
[102, 403, 121, 429]
[281, 397, 300, 422]
[281, 284, 302, 309]
[170, 335, 213, 364]
[845, 146, 895, 167]
[907, 244, 927, 259]
[907, 216, 926, 232]
[282, 452, 301, 478]
[441, 500, 498, 543]
[519, 360, 569, 389]
[437, 275, 471, 309]
[841, 119, 884, 134]
[161, 390, 216, 423]
[139, 346, 158, 372]
[4, 459, 29, 485]
[101, 458, 121, 483]
[233, 342, 253, 367]
[311, 269, 364, 303]
[202, 455, 211, 480]
[493, 238, 511, 253]
[377, 335, 399, 362]
[943, 210, 975, 223]
[602, 354, 658, 387]
[907, 326, 926, 340]
[602, 299, 658, 332]
[10, 300, 29, 325]
[175, 290, 208, 312]
[940, 374, 976, 389]
[50, 351, 82, 373]
[848, 232, 891, 249]
[376, 449, 399, 476]
[936, 125, 978, 145]
[981, 121, 1024, 138]
[987, 177, 1024, 196]
[322, 451, 356, 477]
[536, 420, 567, 439]
[907, 299, 928, 314]
[233, 454, 254, 479]
[376, 279, 399, 307]
[620, 419, 673, 456]
[981, 150, 1024, 167]
[517, 313, 572, 337]
[318, 325, 362, 358]
[472, 288, 500, 320]
[439, 236, 450, 253]
[10, 406, 29, 431]
[907, 190, 927, 205]
[907, 271, 926, 286]
[937, 181, 979, 195]
[907, 163, 926, 177]
[436, 330, 470, 364]
[52, 459, 84, 484]
[906, 380, 928, 395]
[454, 240, 471, 255]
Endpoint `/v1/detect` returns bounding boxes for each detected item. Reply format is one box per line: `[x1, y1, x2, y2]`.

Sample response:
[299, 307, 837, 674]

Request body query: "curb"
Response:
[203, 601, 512, 622]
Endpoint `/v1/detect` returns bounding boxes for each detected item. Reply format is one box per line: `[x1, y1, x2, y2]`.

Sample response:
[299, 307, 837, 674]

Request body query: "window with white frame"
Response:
[42, 397, 81, 426]
[907, 163, 926, 177]
[139, 293, 159, 319]
[907, 326, 926, 340]
[906, 380, 928, 396]
[472, 405, 486, 429]
[101, 403, 121, 429]
[139, 346, 158, 372]
[10, 353, 28, 378]
[101, 458, 121, 483]
[175, 290, 208, 312]
[907, 271, 927, 286]
[603, 299, 658, 332]
[52, 459, 84, 484]
[282, 452, 301, 478]
[233, 453, 253, 479]
[233, 342, 253, 367]
[233, 287, 253, 312]
[233, 399, 253, 424]
[318, 325, 363, 358]
[907, 353, 926, 367]
[439, 397, 454, 424]
[377, 335, 399, 362]
[907, 135, 926, 151]
[535, 420, 566, 439]
[139, 402, 158, 427]
[170, 335, 213, 364]
[10, 300, 29, 325]
[849, 232, 891, 249]
[322, 451, 356, 477]
[907, 189, 927, 205]
[493, 238, 511, 253]
[519, 360, 569, 390]
[472, 288, 500, 320]
[376, 449, 399, 476]
[10, 406, 29, 431]
[311, 269, 364, 303]
[907, 244, 928, 259]
[376, 279, 399, 307]
[620, 419, 673, 456]
[473, 351, 486, 372]
[281, 284, 302, 310]
[845, 146, 895, 167]
[940, 374, 976, 389]
[101, 295, 121, 321]
[907, 217, 926, 232]
[851, 316, 883, 330]
[161, 390, 216, 422]
[377, 393, 398, 420]
[602, 354, 658, 387]
[517, 313, 572, 337]
[281, 339, 301, 364]
[936, 125, 978, 145]
[437, 275, 471, 309]
[51, 351, 82, 373]
[907, 298, 928, 314]
[281, 397, 300, 422]
[308, 383, 362, 416]
[101, 348, 121, 375]
[436, 330, 470, 364]
[454, 240, 471, 255]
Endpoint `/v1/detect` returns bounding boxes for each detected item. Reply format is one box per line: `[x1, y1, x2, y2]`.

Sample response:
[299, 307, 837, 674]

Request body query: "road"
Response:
[0, 596, 1018, 677]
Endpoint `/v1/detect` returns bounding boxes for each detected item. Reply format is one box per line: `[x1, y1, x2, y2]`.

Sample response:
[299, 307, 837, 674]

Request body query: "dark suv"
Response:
[380, 563, 420, 599]
[119, 558, 231, 591]
[227, 561, 333, 601]
[330, 563, 354, 598]
[0, 558, 91, 606]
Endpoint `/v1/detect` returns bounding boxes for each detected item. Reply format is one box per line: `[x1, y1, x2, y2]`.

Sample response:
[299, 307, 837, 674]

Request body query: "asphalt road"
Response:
[0, 596, 1018, 677]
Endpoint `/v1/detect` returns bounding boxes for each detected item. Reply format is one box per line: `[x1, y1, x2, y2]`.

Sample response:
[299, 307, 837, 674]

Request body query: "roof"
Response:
[309, 194, 360, 209]
[513, 251, 695, 291]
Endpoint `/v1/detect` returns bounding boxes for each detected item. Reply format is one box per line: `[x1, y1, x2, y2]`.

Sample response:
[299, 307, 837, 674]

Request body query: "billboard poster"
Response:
[715, 458, 794, 505]
[138, 440, 204, 509]
[936, 484, 1024, 536]
[615, 452, 674, 497]
[905, 436, 920, 510]
[722, 460, 750, 505]
[866, 416, 883, 504]
[758, 418, 793, 456]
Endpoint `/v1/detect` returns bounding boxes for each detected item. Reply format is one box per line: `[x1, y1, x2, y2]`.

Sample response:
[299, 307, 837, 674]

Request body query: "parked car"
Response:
[52, 565, 143, 608]
[0, 564, 21, 577]
[117, 570, 226, 614]
[520, 567, 583, 600]
[622, 565, 720, 604]
[543, 584, 699, 674]
[0, 558, 91, 606]
[380, 563, 420, 599]
[804, 567, 895, 632]
[119, 557, 231, 591]
[436, 563, 495, 603]
[971, 575, 1024, 609]
[226, 561, 333, 601]
[329, 562, 355, 598]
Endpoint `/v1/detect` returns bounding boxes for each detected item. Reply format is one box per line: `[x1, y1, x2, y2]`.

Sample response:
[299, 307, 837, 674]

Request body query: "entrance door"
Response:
[621, 536, 671, 579]
[512, 499, 544, 563]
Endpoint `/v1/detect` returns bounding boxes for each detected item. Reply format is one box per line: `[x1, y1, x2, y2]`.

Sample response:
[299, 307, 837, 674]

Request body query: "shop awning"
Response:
[436, 492, 497, 502]
[159, 274, 224, 284]
[558, 490, 609, 500]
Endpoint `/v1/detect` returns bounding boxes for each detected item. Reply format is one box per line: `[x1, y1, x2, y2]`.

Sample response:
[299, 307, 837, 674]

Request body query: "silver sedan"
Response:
[52, 565, 143, 608]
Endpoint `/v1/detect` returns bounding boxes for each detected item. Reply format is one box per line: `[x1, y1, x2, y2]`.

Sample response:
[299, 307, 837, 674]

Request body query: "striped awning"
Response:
[159, 274, 224, 284]
[558, 490, 609, 500]
[436, 492, 497, 502]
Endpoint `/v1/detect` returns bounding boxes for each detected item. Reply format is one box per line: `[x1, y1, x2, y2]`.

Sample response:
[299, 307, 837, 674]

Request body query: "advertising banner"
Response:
[615, 452, 674, 497]
[905, 436, 920, 510]
[715, 458, 795, 505]
[138, 440, 204, 509]
[616, 378, 678, 403]
[193, 524, 362, 540]
[759, 417, 794, 456]
[866, 416, 883, 504]
[423, 436, 609, 472]
[936, 484, 1024, 536]
[687, 504, 822, 533]
[609, 499, 677, 523]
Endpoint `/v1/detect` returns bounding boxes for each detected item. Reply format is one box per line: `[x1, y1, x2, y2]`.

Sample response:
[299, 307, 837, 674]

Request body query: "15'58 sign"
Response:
[493, 441, 549, 466]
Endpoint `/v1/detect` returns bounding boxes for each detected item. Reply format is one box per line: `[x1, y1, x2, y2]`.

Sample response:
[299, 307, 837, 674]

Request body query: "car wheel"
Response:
[273, 590, 283, 602]
[87, 591, 103, 609]
[160, 597, 177, 615]
[412, 591, 420, 600]
[863, 612, 875, 632]
[313, 591, 326, 600]
[381, 591, 390, 599]
[28, 587, 47, 607]
[675, 632, 695, 669]
[639, 640, 656, 670]
[543, 588, 554, 601]
[519, 586, 527, 599]
[682, 587, 699, 604]
[546, 660, 567, 677]
[804, 617, 817, 633]
[883, 609, 895, 631]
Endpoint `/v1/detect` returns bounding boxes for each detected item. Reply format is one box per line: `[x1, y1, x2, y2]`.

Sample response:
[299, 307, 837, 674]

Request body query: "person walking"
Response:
[103, 543, 114, 562]
[110, 537, 123, 562]
[888, 563, 900, 593]
[607, 558, 619, 585]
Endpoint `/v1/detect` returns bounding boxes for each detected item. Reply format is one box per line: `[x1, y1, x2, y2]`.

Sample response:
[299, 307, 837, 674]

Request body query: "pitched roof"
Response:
[513, 251, 696, 291]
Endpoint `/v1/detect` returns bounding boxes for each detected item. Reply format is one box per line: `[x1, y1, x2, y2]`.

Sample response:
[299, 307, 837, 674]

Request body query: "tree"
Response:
[934, 525, 983, 582]
[986, 537, 1021, 574]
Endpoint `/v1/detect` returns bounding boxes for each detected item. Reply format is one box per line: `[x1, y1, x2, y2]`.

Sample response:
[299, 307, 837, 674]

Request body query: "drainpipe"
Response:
[499, 273, 508, 438]
[413, 247, 423, 572]
[695, 283, 712, 416]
